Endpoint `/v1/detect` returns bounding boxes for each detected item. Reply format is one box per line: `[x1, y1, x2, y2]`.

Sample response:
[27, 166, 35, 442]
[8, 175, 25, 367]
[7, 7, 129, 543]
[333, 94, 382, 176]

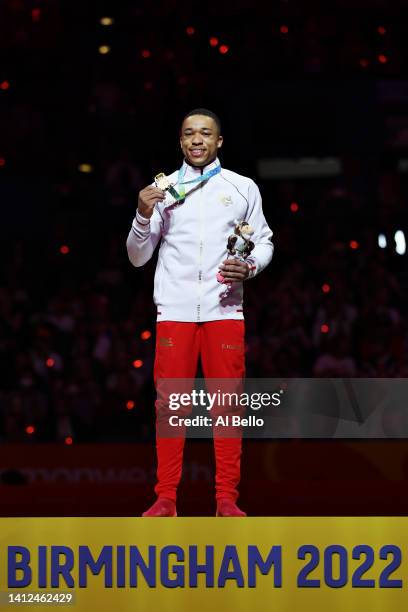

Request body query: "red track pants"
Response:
[154, 320, 245, 503]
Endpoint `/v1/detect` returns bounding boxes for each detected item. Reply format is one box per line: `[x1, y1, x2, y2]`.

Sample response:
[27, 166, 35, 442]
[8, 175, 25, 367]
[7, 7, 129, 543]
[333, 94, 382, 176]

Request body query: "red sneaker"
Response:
[216, 499, 247, 517]
[142, 498, 177, 517]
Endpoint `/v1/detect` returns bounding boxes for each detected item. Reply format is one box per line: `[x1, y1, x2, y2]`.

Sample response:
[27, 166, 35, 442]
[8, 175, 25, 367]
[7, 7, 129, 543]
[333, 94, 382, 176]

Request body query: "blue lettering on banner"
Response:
[297, 544, 404, 589]
[324, 545, 348, 588]
[379, 545, 403, 588]
[4, 543, 406, 589]
[78, 546, 113, 588]
[160, 546, 185, 588]
[8, 547, 32, 588]
[248, 545, 282, 588]
[189, 546, 214, 587]
[218, 546, 244, 588]
[116, 545, 126, 588]
[51, 546, 74, 588]
[38, 546, 47, 588]
[352, 545, 375, 587]
[298, 545, 320, 587]
[130, 546, 156, 587]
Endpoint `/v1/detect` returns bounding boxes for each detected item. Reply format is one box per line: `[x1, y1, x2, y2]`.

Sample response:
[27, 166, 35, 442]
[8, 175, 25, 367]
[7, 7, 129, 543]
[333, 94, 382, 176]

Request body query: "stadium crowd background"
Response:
[1, 0, 408, 444]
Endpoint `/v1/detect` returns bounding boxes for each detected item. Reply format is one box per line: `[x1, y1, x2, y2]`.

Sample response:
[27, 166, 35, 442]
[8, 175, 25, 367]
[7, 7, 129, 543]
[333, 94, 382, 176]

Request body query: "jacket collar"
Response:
[181, 156, 221, 178]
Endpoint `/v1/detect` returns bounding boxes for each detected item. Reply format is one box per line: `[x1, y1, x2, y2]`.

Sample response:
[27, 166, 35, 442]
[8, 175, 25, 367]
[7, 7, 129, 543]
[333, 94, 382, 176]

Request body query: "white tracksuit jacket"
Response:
[126, 157, 274, 322]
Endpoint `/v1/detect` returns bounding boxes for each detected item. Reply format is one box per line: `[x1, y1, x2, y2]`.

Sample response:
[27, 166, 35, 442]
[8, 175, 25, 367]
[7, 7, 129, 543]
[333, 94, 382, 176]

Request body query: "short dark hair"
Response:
[182, 108, 222, 134]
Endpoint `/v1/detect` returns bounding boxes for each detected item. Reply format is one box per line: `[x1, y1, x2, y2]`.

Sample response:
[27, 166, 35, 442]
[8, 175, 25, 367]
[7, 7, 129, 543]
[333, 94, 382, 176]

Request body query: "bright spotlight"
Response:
[395, 230, 406, 255]
[378, 233, 387, 248]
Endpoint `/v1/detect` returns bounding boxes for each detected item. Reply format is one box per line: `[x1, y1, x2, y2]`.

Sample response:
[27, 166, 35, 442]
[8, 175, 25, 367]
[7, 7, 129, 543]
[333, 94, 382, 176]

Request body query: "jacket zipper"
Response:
[197, 168, 204, 322]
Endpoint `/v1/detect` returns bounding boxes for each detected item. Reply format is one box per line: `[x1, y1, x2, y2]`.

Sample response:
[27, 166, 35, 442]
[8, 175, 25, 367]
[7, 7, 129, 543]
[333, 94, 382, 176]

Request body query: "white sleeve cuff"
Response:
[245, 258, 258, 279]
[136, 210, 151, 226]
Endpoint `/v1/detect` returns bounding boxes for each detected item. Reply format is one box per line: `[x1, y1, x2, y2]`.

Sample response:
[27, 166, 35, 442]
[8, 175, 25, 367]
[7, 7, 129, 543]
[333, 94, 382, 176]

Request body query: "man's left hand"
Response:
[218, 259, 250, 282]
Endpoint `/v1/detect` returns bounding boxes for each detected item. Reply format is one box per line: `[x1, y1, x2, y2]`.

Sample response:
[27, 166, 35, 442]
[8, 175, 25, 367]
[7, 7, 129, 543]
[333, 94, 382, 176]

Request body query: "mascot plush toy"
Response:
[217, 220, 255, 298]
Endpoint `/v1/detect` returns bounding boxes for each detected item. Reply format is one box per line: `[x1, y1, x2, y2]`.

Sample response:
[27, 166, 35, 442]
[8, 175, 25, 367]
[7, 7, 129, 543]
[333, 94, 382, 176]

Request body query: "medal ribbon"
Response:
[172, 164, 221, 200]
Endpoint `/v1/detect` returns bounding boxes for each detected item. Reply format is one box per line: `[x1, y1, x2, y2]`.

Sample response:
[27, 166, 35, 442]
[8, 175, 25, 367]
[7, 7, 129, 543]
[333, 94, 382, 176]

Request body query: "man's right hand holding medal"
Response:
[137, 185, 166, 219]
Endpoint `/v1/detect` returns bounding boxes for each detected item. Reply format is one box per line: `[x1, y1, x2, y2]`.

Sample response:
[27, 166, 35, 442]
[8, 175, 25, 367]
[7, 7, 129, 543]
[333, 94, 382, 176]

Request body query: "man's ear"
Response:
[217, 135, 223, 149]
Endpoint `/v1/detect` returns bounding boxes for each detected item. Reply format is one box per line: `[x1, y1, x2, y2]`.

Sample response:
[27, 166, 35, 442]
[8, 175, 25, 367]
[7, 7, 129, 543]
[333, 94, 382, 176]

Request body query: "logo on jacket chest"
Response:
[220, 194, 233, 206]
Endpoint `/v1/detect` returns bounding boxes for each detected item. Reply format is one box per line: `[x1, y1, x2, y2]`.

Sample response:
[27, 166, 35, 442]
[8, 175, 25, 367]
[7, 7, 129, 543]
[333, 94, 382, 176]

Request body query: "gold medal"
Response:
[154, 172, 171, 190]
[154, 172, 181, 200]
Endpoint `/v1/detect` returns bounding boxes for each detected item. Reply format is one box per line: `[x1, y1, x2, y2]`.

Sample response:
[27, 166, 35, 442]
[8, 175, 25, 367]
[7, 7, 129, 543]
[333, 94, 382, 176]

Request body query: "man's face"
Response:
[180, 114, 223, 167]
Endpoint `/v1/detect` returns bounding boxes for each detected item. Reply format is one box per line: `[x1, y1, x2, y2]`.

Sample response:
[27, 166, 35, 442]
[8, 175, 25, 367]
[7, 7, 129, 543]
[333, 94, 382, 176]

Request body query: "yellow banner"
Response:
[0, 517, 407, 610]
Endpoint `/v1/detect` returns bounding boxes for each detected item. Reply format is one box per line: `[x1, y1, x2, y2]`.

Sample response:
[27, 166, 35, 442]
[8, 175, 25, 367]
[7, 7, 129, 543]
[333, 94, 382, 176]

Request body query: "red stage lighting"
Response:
[322, 284, 331, 293]
[209, 37, 219, 47]
[290, 202, 299, 212]
[321, 324, 329, 334]
[31, 8, 41, 22]
[141, 330, 152, 340]
[133, 359, 143, 369]
[219, 45, 229, 54]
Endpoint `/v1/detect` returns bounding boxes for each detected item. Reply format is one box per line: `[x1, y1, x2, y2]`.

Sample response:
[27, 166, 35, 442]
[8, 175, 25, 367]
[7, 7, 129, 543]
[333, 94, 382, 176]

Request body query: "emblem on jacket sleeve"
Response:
[158, 336, 174, 347]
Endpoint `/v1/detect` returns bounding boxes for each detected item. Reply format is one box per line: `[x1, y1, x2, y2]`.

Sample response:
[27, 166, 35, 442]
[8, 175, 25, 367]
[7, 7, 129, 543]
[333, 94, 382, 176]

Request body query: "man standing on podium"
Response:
[126, 108, 274, 516]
